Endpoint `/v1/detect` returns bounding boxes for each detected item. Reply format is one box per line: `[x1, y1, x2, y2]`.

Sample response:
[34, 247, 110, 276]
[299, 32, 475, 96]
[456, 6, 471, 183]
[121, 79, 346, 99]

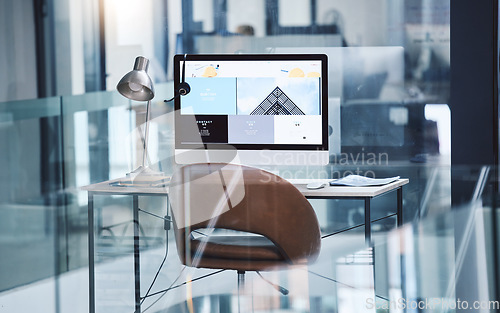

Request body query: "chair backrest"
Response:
[169, 163, 321, 267]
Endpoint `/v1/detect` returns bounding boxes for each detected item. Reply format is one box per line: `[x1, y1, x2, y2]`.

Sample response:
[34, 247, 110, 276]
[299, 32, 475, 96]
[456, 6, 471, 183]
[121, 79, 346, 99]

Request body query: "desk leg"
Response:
[365, 198, 371, 245]
[88, 193, 95, 313]
[397, 187, 403, 227]
[133, 195, 141, 313]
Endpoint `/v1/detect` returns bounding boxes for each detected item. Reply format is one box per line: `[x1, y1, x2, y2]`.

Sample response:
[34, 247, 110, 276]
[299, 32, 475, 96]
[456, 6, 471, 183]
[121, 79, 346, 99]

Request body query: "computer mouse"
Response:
[306, 182, 327, 189]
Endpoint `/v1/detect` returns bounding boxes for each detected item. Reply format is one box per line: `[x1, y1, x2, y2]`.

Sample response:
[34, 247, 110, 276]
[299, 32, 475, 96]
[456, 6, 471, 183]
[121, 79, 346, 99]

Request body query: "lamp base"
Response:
[126, 165, 165, 177]
[117, 166, 169, 187]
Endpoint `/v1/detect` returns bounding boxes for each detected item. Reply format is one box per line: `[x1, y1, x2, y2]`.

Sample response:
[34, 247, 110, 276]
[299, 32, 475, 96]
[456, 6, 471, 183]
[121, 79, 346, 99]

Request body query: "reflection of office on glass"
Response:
[7, 1, 495, 313]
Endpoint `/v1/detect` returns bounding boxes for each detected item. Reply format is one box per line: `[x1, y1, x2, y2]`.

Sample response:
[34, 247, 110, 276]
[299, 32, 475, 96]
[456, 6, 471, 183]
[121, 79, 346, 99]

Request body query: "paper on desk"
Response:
[329, 175, 400, 187]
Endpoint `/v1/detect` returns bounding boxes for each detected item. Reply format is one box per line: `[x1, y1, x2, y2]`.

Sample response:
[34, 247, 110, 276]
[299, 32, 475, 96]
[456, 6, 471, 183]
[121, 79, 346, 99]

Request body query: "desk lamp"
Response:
[117, 56, 164, 177]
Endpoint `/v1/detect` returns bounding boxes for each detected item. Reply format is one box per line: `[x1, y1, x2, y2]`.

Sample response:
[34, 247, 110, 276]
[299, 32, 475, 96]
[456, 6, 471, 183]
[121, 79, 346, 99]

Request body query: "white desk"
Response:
[290, 178, 408, 241]
[83, 178, 170, 195]
[288, 178, 408, 198]
[83, 177, 408, 313]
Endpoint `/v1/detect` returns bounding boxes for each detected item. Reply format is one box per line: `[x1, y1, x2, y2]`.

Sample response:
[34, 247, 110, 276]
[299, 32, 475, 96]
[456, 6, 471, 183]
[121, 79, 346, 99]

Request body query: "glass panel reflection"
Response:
[0, 97, 61, 291]
[0, 1, 463, 313]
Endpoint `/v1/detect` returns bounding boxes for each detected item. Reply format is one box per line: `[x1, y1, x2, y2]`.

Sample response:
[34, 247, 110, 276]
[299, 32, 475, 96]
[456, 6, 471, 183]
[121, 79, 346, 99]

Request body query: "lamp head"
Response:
[117, 56, 155, 101]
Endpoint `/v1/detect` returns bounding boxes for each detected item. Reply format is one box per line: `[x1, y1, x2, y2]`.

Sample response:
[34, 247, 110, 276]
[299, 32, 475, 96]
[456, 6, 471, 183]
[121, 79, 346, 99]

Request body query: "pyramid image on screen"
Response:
[250, 86, 305, 115]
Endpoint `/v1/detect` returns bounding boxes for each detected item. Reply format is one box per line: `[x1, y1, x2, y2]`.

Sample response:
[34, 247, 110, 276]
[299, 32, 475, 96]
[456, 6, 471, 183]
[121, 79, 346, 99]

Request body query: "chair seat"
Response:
[190, 235, 285, 261]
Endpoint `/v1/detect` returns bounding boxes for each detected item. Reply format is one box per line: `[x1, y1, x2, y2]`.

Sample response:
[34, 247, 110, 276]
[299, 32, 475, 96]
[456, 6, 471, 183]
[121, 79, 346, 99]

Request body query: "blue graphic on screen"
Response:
[237, 78, 320, 115]
[181, 77, 236, 115]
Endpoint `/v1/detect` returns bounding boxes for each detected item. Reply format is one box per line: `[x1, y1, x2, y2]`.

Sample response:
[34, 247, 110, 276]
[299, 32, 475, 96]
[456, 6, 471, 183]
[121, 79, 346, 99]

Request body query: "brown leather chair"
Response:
[169, 163, 321, 276]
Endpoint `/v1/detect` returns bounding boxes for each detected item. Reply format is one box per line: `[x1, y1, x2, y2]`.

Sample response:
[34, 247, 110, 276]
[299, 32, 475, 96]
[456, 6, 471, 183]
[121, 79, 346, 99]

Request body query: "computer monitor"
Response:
[173, 54, 329, 165]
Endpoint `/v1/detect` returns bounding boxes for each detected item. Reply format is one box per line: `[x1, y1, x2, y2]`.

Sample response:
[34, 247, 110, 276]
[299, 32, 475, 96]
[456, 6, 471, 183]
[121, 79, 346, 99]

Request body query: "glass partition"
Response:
[0, 90, 495, 313]
[86, 165, 498, 313]
[373, 198, 499, 313]
[0, 1, 465, 313]
[0, 96, 62, 313]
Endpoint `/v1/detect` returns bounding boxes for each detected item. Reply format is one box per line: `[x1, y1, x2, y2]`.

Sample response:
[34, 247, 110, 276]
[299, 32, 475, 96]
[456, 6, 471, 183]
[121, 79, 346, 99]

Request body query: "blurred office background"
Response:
[1, 0, 499, 312]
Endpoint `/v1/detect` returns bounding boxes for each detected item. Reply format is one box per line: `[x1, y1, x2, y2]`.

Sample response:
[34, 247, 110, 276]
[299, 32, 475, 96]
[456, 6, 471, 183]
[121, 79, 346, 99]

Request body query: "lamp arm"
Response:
[142, 100, 151, 168]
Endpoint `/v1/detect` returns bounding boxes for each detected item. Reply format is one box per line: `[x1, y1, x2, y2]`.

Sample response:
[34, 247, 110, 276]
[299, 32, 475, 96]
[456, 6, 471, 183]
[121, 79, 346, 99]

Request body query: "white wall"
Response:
[317, 0, 388, 46]
[104, 0, 157, 90]
[54, 0, 86, 96]
[68, 0, 86, 95]
[166, 0, 183, 80]
[227, 0, 266, 37]
[193, 0, 214, 33]
[224, 0, 388, 45]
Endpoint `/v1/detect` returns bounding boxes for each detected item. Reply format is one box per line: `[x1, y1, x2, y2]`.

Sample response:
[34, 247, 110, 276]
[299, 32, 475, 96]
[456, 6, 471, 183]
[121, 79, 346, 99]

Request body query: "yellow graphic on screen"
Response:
[288, 68, 321, 78]
[288, 68, 305, 77]
[202, 66, 218, 77]
[307, 72, 320, 77]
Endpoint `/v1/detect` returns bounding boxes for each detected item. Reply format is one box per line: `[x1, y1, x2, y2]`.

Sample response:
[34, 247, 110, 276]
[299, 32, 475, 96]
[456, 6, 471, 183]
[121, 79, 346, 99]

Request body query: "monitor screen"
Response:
[173, 54, 328, 165]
